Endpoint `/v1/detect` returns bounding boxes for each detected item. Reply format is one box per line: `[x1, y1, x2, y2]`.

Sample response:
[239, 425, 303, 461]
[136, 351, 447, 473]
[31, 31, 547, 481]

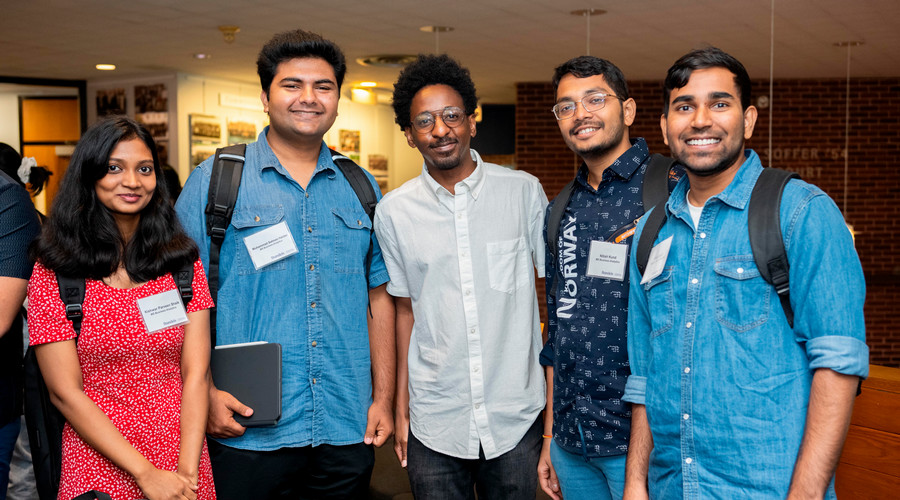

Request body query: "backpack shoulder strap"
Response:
[173, 263, 194, 307]
[330, 149, 377, 287]
[55, 273, 85, 337]
[748, 167, 800, 328]
[546, 180, 577, 299]
[204, 143, 246, 344]
[330, 149, 377, 223]
[643, 154, 675, 209]
[635, 201, 668, 277]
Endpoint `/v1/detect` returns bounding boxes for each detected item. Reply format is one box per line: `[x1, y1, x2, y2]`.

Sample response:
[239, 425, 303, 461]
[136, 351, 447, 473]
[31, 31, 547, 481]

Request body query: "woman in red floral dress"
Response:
[28, 117, 215, 500]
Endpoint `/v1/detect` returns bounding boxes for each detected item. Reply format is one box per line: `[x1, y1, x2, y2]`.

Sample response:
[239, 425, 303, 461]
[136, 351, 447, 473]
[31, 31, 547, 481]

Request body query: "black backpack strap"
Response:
[330, 149, 377, 287]
[643, 154, 675, 209]
[748, 168, 800, 328]
[635, 201, 668, 277]
[204, 143, 246, 345]
[546, 180, 577, 299]
[173, 263, 194, 307]
[55, 274, 85, 337]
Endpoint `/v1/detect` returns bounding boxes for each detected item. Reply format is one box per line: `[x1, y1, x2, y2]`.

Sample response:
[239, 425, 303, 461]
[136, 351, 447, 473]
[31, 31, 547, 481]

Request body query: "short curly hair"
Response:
[391, 54, 478, 130]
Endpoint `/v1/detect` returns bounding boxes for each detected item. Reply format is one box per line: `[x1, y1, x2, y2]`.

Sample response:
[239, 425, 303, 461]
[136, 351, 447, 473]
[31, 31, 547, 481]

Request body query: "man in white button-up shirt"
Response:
[374, 54, 548, 499]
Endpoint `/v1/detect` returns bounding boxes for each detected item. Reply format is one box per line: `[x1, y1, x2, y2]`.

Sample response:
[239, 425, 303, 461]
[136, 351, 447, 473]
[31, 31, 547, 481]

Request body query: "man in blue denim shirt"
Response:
[623, 47, 868, 500]
[176, 30, 394, 499]
[538, 56, 681, 500]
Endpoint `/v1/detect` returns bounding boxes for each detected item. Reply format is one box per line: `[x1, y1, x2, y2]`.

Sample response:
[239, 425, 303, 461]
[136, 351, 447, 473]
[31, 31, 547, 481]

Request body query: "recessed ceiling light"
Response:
[357, 55, 418, 68]
[194, 53, 211, 60]
[95, 64, 116, 71]
[359, 81, 377, 87]
[419, 25, 454, 33]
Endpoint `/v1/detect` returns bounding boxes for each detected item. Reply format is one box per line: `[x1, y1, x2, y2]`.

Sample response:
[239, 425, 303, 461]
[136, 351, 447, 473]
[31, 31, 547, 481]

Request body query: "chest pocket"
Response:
[642, 266, 674, 338]
[231, 205, 287, 275]
[714, 257, 770, 332]
[486, 236, 529, 294]
[332, 207, 372, 274]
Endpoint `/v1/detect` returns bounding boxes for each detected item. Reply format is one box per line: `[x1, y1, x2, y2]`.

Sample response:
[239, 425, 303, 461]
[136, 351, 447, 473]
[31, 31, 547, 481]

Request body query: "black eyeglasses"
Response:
[552, 92, 623, 120]
[411, 106, 466, 132]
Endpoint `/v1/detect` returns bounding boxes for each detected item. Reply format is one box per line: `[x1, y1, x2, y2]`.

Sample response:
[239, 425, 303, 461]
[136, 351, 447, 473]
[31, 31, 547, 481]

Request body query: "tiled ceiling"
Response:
[3, 0, 898, 103]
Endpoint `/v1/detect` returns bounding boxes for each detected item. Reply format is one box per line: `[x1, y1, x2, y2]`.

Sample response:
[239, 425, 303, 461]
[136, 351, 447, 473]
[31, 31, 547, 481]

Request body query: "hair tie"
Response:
[18, 157, 36, 184]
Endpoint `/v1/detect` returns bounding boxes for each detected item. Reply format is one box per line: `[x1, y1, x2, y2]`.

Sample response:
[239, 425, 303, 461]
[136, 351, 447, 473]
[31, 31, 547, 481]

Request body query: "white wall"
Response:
[0, 94, 20, 148]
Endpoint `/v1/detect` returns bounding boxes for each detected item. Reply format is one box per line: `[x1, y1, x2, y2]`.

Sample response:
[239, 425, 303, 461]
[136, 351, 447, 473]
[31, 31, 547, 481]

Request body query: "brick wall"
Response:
[517, 77, 900, 367]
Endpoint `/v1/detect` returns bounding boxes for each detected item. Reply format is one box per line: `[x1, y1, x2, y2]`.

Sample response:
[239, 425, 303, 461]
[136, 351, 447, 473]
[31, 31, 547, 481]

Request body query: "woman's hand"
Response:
[135, 466, 198, 500]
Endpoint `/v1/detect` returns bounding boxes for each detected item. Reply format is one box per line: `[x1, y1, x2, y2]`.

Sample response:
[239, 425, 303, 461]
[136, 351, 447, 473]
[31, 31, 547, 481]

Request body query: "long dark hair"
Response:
[0, 142, 52, 195]
[31, 116, 197, 282]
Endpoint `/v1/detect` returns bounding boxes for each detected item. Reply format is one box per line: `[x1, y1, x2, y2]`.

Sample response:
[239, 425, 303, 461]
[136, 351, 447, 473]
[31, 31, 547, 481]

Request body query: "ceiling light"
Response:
[218, 25, 240, 43]
[194, 53, 211, 60]
[95, 64, 116, 71]
[359, 81, 377, 87]
[419, 26, 454, 33]
[357, 55, 418, 68]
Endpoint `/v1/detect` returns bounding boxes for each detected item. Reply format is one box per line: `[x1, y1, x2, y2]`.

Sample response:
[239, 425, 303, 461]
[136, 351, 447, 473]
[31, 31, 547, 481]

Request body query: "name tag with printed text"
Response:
[586, 240, 628, 281]
[243, 221, 299, 270]
[137, 289, 189, 333]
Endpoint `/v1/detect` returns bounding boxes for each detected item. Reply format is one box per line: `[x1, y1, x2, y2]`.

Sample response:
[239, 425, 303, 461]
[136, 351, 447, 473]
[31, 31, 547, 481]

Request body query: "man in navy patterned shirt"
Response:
[538, 56, 680, 500]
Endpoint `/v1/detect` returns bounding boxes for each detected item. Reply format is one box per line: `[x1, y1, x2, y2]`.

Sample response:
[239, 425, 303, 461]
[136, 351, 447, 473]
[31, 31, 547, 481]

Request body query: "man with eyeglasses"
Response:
[373, 54, 548, 499]
[538, 56, 682, 500]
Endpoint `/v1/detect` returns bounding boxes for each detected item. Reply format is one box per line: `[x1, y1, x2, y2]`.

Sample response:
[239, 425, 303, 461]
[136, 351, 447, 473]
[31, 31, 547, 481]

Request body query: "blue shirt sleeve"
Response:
[175, 159, 213, 276]
[0, 180, 41, 279]
[623, 210, 654, 405]
[782, 185, 868, 378]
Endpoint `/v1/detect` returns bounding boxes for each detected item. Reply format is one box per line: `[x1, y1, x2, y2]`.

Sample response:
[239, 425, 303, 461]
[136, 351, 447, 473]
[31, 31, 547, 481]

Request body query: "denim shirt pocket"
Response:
[714, 256, 770, 332]
[231, 205, 287, 275]
[486, 236, 528, 294]
[643, 266, 674, 338]
[332, 207, 372, 274]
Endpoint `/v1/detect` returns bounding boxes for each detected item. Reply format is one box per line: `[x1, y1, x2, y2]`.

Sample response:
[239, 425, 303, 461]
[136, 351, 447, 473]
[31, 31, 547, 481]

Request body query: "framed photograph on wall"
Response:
[189, 114, 223, 169]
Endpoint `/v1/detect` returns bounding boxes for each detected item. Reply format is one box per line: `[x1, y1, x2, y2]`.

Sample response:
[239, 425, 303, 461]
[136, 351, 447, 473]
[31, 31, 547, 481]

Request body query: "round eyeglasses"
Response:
[412, 106, 466, 132]
[552, 92, 623, 120]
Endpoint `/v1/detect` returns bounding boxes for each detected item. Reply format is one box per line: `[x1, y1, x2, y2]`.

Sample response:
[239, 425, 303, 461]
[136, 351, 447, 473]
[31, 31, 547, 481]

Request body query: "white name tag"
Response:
[243, 221, 299, 270]
[586, 240, 628, 281]
[640, 236, 673, 285]
[137, 289, 189, 333]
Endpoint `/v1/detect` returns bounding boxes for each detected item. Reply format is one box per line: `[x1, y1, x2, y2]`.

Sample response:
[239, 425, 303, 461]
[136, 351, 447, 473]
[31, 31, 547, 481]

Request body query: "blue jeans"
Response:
[0, 418, 21, 500]
[549, 439, 626, 500]
[406, 418, 541, 500]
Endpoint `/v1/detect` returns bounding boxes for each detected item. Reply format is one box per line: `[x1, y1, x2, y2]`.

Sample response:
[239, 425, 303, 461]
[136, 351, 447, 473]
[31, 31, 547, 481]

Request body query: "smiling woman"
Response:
[26, 116, 217, 499]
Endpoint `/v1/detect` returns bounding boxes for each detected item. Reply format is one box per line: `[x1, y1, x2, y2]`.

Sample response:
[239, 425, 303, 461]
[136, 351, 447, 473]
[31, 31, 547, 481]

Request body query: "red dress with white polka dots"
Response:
[28, 259, 216, 500]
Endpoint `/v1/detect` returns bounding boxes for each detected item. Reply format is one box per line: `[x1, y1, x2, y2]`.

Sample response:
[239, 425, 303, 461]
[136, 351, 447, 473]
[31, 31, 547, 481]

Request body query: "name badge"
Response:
[586, 240, 628, 281]
[137, 289, 189, 333]
[640, 236, 673, 285]
[243, 221, 299, 270]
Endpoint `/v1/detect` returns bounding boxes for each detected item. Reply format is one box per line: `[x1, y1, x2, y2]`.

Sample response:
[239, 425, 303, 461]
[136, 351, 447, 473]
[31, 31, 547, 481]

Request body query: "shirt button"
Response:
[254, 215, 260, 222]
[686, 322, 692, 328]
[683, 414, 690, 420]
[307, 226, 312, 232]
[465, 289, 471, 296]
[475, 403, 480, 409]
[685, 457, 693, 464]
[305, 192, 309, 198]
[311, 341, 317, 347]
[737, 267, 744, 274]
[457, 214, 462, 219]
[700, 233, 707, 239]
[684, 367, 691, 373]
[473, 366, 479, 373]
[357, 220, 362, 225]
[470, 328, 476, 335]
[691, 278, 698, 284]
[312, 378, 317, 384]
[311, 302, 317, 308]
[309, 264, 315, 270]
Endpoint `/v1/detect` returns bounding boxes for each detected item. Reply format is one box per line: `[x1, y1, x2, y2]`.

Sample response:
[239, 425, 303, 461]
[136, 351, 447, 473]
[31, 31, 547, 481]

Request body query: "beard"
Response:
[428, 139, 464, 170]
[677, 143, 744, 178]
[563, 111, 627, 160]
